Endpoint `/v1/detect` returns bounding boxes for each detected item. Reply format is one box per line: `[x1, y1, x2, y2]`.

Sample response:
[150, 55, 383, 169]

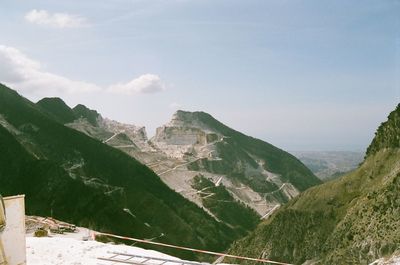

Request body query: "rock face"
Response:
[98, 118, 152, 151]
[152, 111, 221, 158]
[229, 103, 400, 265]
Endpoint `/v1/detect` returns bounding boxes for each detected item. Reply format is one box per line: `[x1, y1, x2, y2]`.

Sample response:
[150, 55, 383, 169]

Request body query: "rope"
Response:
[95, 231, 293, 265]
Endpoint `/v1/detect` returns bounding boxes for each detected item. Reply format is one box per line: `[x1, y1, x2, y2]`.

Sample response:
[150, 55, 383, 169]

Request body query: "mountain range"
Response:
[37, 96, 321, 226]
[0, 83, 320, 260]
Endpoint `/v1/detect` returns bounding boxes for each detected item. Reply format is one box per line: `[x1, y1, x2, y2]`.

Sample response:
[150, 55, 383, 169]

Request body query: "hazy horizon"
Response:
[1, 0, 399, 152]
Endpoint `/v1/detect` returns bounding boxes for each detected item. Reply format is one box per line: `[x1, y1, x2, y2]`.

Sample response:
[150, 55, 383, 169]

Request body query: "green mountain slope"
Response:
[0, 84, 238, 260]
[229, 104, 400, 265]
[191, 175, 260, 233]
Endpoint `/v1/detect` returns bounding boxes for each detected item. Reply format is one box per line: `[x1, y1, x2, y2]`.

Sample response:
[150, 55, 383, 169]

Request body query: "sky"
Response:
[0, 0, 399, 151]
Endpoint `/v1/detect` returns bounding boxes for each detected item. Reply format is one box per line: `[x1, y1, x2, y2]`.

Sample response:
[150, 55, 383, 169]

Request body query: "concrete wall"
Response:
[0, 195, 26, 265]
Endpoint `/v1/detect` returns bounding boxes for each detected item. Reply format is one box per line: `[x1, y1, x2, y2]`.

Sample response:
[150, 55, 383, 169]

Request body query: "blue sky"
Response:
[0, 0, 399, 151]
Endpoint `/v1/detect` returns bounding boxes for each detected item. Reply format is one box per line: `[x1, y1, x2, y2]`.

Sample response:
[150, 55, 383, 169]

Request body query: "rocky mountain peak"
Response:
[37, 97, 76, 124]
[37, 97, 68, 107]
[72, 104, 100, 126]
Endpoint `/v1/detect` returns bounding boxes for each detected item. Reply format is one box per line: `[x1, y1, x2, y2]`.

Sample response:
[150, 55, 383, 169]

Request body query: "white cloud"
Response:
[25, 9, 88, 28]
[0, 45, 165, 98]
[108, 74, 166, 95]
[0, 45, 100, 96]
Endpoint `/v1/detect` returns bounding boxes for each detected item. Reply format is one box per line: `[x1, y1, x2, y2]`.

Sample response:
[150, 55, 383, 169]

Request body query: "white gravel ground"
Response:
[26, 236, 182, 265]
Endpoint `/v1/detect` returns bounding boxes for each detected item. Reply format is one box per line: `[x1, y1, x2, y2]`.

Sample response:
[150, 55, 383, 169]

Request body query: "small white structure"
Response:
[0, 195, 26, 265]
